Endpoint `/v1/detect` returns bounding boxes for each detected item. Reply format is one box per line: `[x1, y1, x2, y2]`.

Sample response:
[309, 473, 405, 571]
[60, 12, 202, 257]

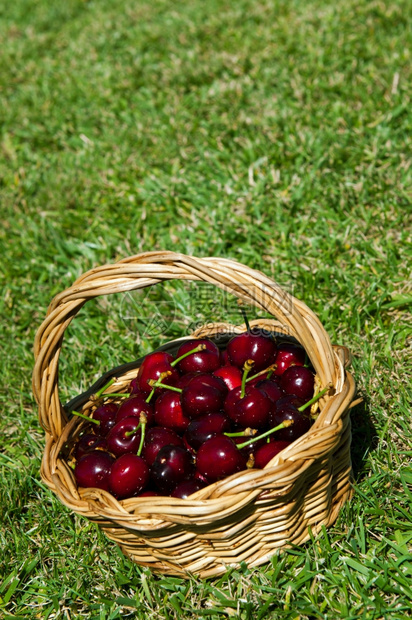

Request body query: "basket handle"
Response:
[33, 251, 337, 439]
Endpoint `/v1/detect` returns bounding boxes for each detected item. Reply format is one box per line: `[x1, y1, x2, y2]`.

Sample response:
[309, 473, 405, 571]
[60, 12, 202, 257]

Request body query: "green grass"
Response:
[1, 0, 411, 617]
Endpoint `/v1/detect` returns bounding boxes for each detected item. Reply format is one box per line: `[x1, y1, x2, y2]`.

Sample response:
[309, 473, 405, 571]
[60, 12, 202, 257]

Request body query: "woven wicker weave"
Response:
[33, 251, 356, 578]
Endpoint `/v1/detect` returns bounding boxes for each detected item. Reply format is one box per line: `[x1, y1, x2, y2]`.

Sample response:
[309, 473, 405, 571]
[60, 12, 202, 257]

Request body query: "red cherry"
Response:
[255, 379, 284, 403]
[213, 365, 243, 391]
[92, 403, 118, 436]
[175, 339, 221, 374]
[142, 426, 183, 466]
[154, 390, 190, 433]
[106, 417, 143, 457]
[181, 374, 227, 419]
[254, 440, 291, 468]
[75, 433, 108, 460]
[227, 329, 276, 372]
[74, 450, 114, 491]
[151, 445, 195, 494]
[184, 412, 231, 451]
[108, 454, 150, 499]
[171, 479, 206, 498]
[224, 385, 272, 429]
[136, 351, 180, 395]
[273, 342, 306, 376]
[196, 436, 247, 482]
[269, 396, 311, 441]
[280, 366, 315, 401]
[116, 395, 155, 426]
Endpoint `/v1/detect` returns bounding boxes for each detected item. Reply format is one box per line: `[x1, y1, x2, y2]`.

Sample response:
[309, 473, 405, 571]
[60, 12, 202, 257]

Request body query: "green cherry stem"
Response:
[94, 378, 116, 399]
[236, 420, 293, 450]
[137, 413, 147, 457]
[170, 344, 206, 367]
[149, 380, 182, 393]
[145, 388, 155, 403]
[240, 360, 254, 398]
[225, 428, 257, 438]
[71, 410, 100, 425]
[298, 384, 332, 413]
[124, 422, 142, 438]
[246, 364, 277, 384]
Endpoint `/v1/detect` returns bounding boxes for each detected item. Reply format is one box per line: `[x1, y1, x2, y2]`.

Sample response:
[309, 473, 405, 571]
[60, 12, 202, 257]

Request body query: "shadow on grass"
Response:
[349, 396, 378, 481]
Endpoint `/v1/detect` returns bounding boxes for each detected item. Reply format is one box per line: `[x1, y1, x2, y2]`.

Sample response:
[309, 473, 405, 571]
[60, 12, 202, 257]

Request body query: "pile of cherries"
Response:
[73, 327, 322, 501]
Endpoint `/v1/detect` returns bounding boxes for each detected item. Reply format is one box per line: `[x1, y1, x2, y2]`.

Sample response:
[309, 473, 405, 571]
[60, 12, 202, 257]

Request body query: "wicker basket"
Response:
[33, 251, 356, 578]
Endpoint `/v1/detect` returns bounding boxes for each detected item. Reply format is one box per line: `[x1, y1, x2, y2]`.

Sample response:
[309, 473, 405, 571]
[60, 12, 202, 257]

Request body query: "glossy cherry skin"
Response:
[116, 395, 155, 426]
[92, 403, 118, 436]
[142, 426, 184, 467]
[254, 440, 291, 468]
[175, 339, 221, 374]
[106, 417, 142, 457]
[213, 365, 243, 391]
[75, 433, 108, 460]
[255, 379, 284, 403]
[196, 436, 247, 482]
[224, 385, 272, 429]
[136, 351, 180, 395]
[280, 366, 315, 401]
[269, 396, 311, 441]
[154, 390, 190, 433]
[273, 342, 306, 376]
[184, 412, 232, 451]
[74, 450, 114, 491]
[181, 374, 227, 419]
[108, 454, 150, 499]
[226, 328, 277, 372]
[151, 445, 195, 494]
[171, 479, 206, 499]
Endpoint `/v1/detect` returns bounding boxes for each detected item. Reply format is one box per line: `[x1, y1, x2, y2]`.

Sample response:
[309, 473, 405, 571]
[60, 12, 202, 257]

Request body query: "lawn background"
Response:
[0, 0, 411, 618]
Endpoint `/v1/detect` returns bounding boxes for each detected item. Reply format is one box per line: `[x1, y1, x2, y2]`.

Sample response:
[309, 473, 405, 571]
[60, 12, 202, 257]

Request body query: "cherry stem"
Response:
[241, 360, 254, 398]
[125, 422, 141, 438]
[239, 304, 251, 332]
[137, 422, 146, 457]
[145, 388, 155, 403]
[236, 420, 293, 450]
[298, 384, 331, 412]
[72, 410, 100, 425]
[94, 378, 116, 399]
[246, 364, 277, 384]
[149, 380, 182, 394]
[225, 428, 257, 438]
[171, 344, 207, 367]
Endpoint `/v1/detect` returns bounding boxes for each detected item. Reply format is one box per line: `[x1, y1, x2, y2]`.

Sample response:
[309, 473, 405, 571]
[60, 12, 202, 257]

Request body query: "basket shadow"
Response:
[349, 396, 378, 482]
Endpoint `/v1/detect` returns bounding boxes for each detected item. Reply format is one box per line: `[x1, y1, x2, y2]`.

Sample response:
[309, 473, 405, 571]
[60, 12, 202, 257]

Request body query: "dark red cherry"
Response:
[224, 385, 272, 429]
[254, 440, 291, 468]
[273, 342, 306, 376]
[269, 397, 311, 441]
[137, 490, 160, 497]
[136, 351, 180, 395]
[213, 365, 243, 391]
[184, 412, 231, 451]
[171, 478, 206, 498]
[255, 379, 284, 403]
[220, 349, 230, 366]
[106, 417, 142, 457]
[116, 395, 155, 426]
[75, 433, 108, 460]
[108, 454, 150, 499]
[154, 390, 190, 433]
[142, 426, 184, 467]
[151, 445, 195, 494]
[74, 450, 114, 491]
[181, 374, 227, 419]
[196, 436, 247, 482]
[92, 403, 118, 436]
[175, 339, 221, 374]
[175, 372, 199, 389]
[227, 328, 276, 372]
[280, 366, 315, 401]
